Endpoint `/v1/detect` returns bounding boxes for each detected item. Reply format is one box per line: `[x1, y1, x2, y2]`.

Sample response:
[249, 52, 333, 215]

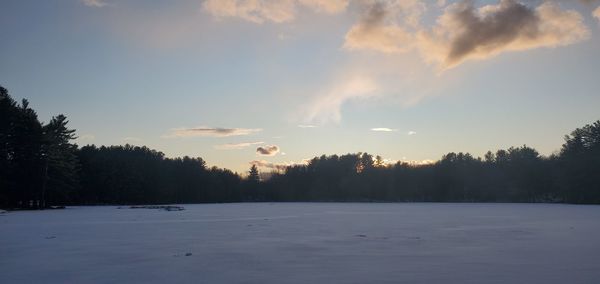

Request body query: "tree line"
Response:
[1, 86, 599, 209]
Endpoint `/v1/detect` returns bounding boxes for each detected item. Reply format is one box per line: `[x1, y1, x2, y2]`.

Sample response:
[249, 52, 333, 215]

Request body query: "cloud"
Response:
[203, 0, 348, 24]
[297, 0, 348, 14]
[304, 76, 378, 123]
[298, 124, 318, 128]
[344, 0, 589, 69]
[82, 0, 109, 8]
[419, 0, 589, 68]
[215, 141, 264, 150]
[594, 6, 600, 22]
[250, 159, 309, 171]
[407, 131, 417, 135]
[203, 0, 296, 23]
[256, 145, 280, 156]
[343, 0, 424, 53]
[77, 134, 95, 141]
[123, 137, 142, 142]
[371, 127, 396, 132]
[404, 159, 435, 165]
[251, 160, 286, 170]
[163, 127, 262, 138]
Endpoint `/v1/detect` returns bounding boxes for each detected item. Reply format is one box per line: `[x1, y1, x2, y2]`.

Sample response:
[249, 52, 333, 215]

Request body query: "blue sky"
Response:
[1, 0, 599, 173]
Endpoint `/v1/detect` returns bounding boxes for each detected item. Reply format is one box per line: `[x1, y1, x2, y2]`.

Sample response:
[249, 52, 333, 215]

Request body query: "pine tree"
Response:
[244, 164, 261, 201]
[41, 114, 79, 207]
[0, 86, 18, 208]
[248, 164, 260, 183]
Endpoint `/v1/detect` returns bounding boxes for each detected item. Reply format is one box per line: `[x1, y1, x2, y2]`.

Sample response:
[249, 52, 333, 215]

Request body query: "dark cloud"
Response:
[343, 1, 419, 53]
[256, 145, 280, 156]
[361, 1, 388, 30]
[445, 0, 538, 64]
[344, 0, 589, 68]
[418, 0, 589, 68]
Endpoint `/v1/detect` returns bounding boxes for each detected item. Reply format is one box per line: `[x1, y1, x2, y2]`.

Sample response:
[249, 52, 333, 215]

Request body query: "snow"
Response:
[2, 203, 600, 283]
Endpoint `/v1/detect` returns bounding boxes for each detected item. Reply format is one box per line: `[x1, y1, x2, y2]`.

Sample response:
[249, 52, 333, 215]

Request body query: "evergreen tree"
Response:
[248, 164, 260, 183]
[41, 115, 79, 207]
[0, 86, 18, 208]
[560, 120, 600, 203]
[245, 164, 260, 201]
[11, 99, 44, 208]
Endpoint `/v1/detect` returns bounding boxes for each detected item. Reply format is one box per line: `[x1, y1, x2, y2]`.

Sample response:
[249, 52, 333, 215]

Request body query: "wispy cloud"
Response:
[77, 134, 95, 142]
[82, 0, 109, 8]
[407, 131, 417, 135]
[250, 159, 309, 171]
[344, 0, 589, 69]
[256, 145, 280, 156]
[344, 0, 424, 53]
[580, 0, 600, 5]
[123, 137, 141, 142]
[399, 157, 435, 165]
[163, 127, 262, 138]
[371, 128, 396, 132]
[304, 75, 378, 123]
[203, 0, 348, 24]
[215, 141, 264, 150]
[405, 159, 435, 165]
[298, 124, 318, 128]
[203, 0, 296, 23]
[298, 0, 348, 14]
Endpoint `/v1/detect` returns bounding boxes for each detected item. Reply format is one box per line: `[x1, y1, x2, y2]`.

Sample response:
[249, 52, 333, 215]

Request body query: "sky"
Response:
[1, 0, 599, 174]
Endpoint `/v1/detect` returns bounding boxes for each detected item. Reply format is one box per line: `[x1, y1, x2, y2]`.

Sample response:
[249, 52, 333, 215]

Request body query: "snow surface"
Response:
[2, 203, 600, 283]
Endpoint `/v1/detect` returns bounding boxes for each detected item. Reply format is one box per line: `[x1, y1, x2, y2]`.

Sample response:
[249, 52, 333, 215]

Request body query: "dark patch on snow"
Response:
[127, 205, 185, 211]
[173, 252, 193, 257]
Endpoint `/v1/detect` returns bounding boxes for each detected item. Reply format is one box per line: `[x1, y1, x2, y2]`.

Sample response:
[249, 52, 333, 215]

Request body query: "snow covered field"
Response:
[2, 203, 600, 283]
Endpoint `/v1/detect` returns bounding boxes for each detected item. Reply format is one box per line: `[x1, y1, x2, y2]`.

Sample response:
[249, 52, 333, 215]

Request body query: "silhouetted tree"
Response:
[2, 83, 600, 208]
[10, 98, 44, 208]
[0, 86, 18, 208]
[559, 120, 600, 203]
[244, 164, 261, 201]
[41, 115, 79, 207]
[248, 164, 260, 183]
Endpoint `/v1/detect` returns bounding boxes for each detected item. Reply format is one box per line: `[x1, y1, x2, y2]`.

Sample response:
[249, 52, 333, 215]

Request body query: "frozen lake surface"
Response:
[2, 203, 600, 283]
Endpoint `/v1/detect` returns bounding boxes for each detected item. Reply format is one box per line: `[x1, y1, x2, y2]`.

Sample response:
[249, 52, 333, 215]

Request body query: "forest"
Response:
[1, 85, 599, 209]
